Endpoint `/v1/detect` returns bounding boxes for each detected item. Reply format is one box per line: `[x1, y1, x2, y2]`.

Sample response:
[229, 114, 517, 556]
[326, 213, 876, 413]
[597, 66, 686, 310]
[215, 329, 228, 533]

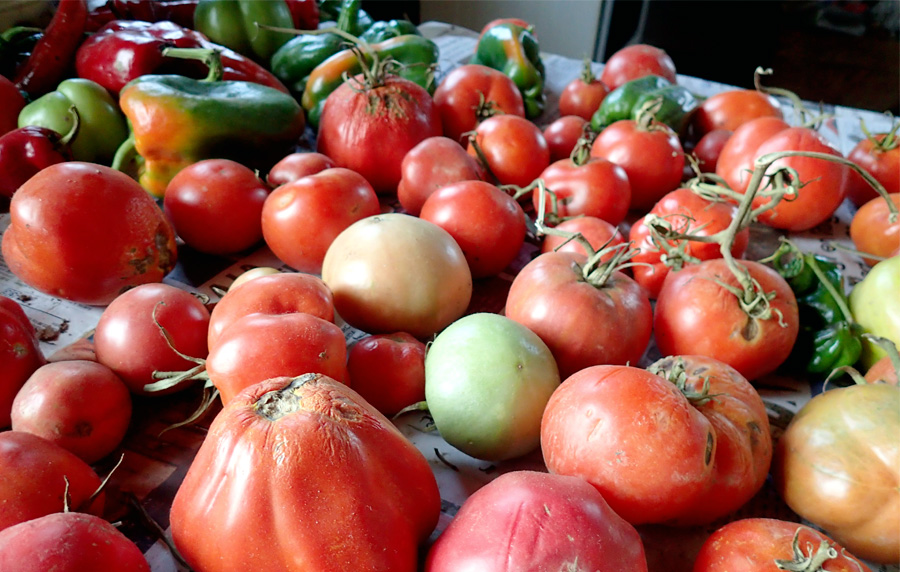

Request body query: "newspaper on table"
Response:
[0, 20, 896, 572]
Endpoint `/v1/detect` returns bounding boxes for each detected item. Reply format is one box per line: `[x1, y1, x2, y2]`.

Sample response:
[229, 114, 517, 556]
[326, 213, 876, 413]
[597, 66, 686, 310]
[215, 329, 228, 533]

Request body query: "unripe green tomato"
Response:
[424, 313, 560, 462]
[849, 255, 900, 368]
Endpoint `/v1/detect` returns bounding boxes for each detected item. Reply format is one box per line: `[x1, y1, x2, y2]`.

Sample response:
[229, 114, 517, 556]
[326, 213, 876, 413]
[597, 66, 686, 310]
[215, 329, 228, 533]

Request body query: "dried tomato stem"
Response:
[774, 529, 842, 571]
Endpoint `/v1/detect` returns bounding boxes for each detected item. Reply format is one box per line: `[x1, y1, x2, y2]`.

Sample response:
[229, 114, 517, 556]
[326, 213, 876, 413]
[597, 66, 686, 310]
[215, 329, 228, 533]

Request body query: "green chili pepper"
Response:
[193, 0, 296, 62]
[591, 74, 698, 133]
[470, 21, 545, 119]
[359, 20, 420, 43]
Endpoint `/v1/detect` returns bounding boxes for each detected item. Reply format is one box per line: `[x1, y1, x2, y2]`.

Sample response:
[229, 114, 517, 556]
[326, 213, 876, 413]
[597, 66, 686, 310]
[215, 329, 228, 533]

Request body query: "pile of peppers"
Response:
[591, 74, 699, 134]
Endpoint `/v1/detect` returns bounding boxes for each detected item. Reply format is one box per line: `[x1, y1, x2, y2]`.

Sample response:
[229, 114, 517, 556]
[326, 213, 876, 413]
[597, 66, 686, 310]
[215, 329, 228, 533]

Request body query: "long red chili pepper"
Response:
[14, 0, 88, 97]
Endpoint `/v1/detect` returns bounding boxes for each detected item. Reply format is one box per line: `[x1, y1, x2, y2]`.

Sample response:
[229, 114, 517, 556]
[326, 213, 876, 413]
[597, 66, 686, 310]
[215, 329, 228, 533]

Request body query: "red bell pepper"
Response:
[86, 0, 200, 31]
[74, 20, 289, 94]
[0, 108, 78, 200]
[13, 0, 88, 98]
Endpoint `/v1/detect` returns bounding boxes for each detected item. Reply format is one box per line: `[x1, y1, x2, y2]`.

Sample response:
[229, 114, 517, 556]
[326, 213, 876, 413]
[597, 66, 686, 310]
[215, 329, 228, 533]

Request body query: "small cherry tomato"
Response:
[266, 152, 336, 187]
[692, 128, 732, 173]
[347, 332, 426, 416]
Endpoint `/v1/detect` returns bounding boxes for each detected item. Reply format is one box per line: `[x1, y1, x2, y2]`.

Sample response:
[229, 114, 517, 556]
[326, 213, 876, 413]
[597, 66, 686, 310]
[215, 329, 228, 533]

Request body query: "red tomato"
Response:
[170, 373, 441, 572]
[691, 89, 782, 136]
[425, 471, 648, 572]
[850, 193, 900, 265]
[559, 70, 609, 121]
[432, 63, 525, 144]
[207, 271, 334, 349]
[590, 119, 684, 212]
[0, 512, 150, 572]
[0, 431, 104, 531]
[716, 116, 790, 194]
[599, 44, 677, 91]
[419, 180, 526, 278]
[261, 167, 381, 274]
[845, 132, 900, 207]
[1, 162, 177, 305]
[693, 518, 873, 572]
[11, 360, 132, 464]
[692, 128, 732, 173]
[0, 75, 26, 136]
[266, 152, 336, 187]
[163, 158, 270, 255]
[654, 259, 799, 381]
[93, 283, 210, 396]
[206, 312, 348, 404]
[467, 114, 550, 187]
[534, 156, 631, 225]
[629, 188, 750, 299]
[505, 251, 652, 379]
[397, 136, 484, 216]
[317, 74, 441, 194]
[542, 115, 587, 163]
[347, 332, 426, 416]
[540, 216, 624, 259]
[0, 296, 45, 428]
[865, 355, 899, 385]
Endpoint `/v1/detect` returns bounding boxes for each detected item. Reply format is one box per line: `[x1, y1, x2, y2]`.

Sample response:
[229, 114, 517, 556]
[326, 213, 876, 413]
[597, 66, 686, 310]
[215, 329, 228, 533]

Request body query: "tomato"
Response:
[0, 431, 104, 531]
[850, 192, 900, 265]
[505, 251, 652, 379]
[266, 152, 336, 187]
[559, 71, 609, 121]
[317, 74, 441, 194]
[0, 512, 150, 572]
[419, 180, 526, 278]
[425, 471, 647, 572]
[849, 255, 900, 368]
[540, 216, 624, 259]
[206, 312, 348, 404]
[693, 518, 873, 572]
[654, 258, 799, 381]
[692, 128, 732, 173]
[432, 63, 525, 144]
[207, 271, 334, 349]
[844, 131, 900, 207]
[93, 283, 210, 396]
[11, 360, 132, 464]
[397, 136, 484, 216]
[599, 44, 677, 91]
[467, 114, 550, 187]
[773, 383, 899, 563]
[590, 119, 684, 212]
[0, 296, 45, 428]
[170, 373, 441, 572]
[542, 115, 587, 163]
[163, 158, 270, 255]
[865, 355, 899, 385]
[629, 187, 750, 299]
[226, 266, 280, 291]
[691, 89, 782, 136]
[534, 156, 631, 226]
[424, 313, 560, 461]
[261, 167, 381, 274]
[1, 162, 177, 305]
[716, 116, 790, 194]
[347, 332, 426, 416]
[322, 213, 472, 339]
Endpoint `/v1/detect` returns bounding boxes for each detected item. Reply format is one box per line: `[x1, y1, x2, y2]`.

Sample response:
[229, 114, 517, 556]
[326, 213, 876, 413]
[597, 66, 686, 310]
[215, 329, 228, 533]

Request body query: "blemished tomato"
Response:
[716, 116, 790, 194]
[347, 332, 426, 416]
[773, 382, 899, 564]
[93, 283, 210, 396]
[432, 63, 526, 144]
[0, 296, 45, 428]
[425, 471, 647, 572]
[11, 360, 132, 464]
[540, 216, 624, 259]
[654, 258, 799, 381]
[266, 152, 336, 187]
[467, 114, 550, 187]
[0, 431, 104, 531]
[322, 213, 472, 339]
[397, 136, 484, 216]
[170, 373, 441, 572]
[692, 128, 732, 173]
[317, 74, 442, 194]
[558, 68, 609, 121]
[844, 131, 900, 207]
[590, 119, 684, 212]
[0, 512, 150, 572]
[207, 271, 334, 349]
[163, 158, 270, 255]
[850, 192, 900, 265]
[1, 162, 177, 306]
[261, 167, 381, 274]
[693, 518, 873, 572]
[691, 89, 782, 136]
[542, 115, 587, 163]
[534, 156, 631, 226]
[419, 180, 526, 278]
[599, 44, 677, 91]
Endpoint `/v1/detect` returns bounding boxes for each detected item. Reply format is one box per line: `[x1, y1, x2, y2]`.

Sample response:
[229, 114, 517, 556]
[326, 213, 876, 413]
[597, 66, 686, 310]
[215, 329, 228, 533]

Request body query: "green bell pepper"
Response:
[359, 19, 420, 43]
[470, 20, 545, 119]
[193, 0, 295, 63]
[591, 74, 698, 133]
[301, 34, 439, 127]
[18, 77, 128, 164]
[318, 0, 373, 36]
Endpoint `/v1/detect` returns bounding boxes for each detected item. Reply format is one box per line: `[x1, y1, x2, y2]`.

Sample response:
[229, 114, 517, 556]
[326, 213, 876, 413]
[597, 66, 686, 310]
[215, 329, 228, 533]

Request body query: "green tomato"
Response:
[424, 313, 560, 462]
[849, 255, 900, 368]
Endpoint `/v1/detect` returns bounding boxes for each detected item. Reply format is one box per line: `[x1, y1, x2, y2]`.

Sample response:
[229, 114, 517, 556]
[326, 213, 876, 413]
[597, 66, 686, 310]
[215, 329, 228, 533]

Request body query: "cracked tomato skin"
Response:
[1, 162, 177, 305]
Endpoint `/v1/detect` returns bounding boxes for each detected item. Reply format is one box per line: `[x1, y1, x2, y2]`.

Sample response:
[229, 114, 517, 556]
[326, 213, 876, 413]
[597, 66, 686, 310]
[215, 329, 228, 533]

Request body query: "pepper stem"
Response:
[58, 106, 80, 147]
[161, 47, 224, 82]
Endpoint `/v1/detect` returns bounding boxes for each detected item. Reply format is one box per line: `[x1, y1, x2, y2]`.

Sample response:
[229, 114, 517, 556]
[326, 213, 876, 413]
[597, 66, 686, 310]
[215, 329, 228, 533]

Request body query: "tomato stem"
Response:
[753, 67, 822, 128]
[774, 528, 842, 571]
